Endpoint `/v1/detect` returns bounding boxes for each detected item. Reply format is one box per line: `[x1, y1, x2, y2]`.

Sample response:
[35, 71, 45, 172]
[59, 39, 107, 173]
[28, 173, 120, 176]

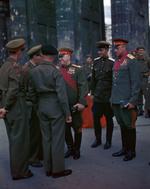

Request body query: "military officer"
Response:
[90, 41, 114, 149]
[23, 45, 43, 167]
[29, 45, 72, 178]
[58, 47, 89, 160]
[111, 38, 141, 161]
[0, 38, 33, 180]
[83, 54, 93, 84]
[136, 46, 150, 117]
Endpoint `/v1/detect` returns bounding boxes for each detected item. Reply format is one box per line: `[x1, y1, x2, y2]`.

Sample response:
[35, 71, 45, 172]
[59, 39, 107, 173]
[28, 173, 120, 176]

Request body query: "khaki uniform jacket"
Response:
[29, 61, 71, 117]
[110, 54, 141, 106]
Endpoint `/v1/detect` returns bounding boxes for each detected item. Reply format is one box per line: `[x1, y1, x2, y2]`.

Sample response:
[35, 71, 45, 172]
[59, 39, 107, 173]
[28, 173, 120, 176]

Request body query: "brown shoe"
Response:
[12, 170, 33, 180]
[52, 169, 72, 178]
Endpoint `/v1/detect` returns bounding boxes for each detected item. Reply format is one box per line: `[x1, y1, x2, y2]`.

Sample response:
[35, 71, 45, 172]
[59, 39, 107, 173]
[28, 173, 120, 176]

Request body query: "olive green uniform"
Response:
[23, 61, 42, 164]
[110, 54, 141, 154]
[61, 64, 88, 153]
[90, 56, 114, 144]
[137, 56, 150, 113]
[0, 57, 30, 178]
[29, 61, 71, 173]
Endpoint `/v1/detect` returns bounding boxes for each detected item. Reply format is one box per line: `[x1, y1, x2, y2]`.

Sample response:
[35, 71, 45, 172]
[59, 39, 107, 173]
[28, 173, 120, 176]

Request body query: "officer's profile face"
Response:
[98, 48, 108, 58]
[86, 57, 92, 64]
[114, 45, 126, 57]
[17, 50, 24, 60]
[59, 54, 70, 66]
[34, 54, 43, 64]
[137, 49, 145, 57]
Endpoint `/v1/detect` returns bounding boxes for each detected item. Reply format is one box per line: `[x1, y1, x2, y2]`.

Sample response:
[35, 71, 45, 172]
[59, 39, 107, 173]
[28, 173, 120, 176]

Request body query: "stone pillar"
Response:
[8, 0, 29, 64]
[0, 0, 9, 67]
[56, 0, 75, 63]
[111, 0, 149, 57]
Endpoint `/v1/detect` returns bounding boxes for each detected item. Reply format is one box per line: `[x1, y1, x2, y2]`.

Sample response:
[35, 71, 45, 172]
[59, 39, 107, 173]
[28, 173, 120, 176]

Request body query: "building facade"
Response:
[0, 0, 105, 66]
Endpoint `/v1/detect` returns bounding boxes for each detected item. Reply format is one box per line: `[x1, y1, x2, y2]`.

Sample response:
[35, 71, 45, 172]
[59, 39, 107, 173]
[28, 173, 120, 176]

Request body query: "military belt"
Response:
[18, 92, 26, 97]
[39, 92, 57, 98]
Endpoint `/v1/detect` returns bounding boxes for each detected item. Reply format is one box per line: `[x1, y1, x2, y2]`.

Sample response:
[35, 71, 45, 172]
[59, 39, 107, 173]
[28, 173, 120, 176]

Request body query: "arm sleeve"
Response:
[5, 67, 20, 110]
[90, 65, 96, 95]
[54, 69, 71, 117]
[129, 58, 141, 105]
[77, 68, 89, 105]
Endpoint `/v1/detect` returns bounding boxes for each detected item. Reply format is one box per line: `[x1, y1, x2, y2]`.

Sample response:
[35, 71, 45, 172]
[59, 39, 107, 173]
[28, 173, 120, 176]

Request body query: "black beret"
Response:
[41, 45, 58, 55]
[136, 46, 145, 51]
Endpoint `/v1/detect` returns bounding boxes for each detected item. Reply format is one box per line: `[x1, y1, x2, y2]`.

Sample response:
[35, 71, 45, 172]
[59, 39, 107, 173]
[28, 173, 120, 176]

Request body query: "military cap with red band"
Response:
[57, 47, 74, 56]
[113, 38, 129, 46]
[6, 38, 25, 52]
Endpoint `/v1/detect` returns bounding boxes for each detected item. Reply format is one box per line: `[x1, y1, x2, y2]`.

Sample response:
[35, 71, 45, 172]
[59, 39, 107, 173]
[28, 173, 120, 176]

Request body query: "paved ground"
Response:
[0, 116, 150, 189]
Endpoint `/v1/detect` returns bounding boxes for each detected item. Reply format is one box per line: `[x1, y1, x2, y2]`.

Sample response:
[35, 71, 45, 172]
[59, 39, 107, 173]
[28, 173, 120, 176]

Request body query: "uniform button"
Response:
[115, 78, 116, 80]
[114, 84, 117, 86]
[101, 71, 102, 72]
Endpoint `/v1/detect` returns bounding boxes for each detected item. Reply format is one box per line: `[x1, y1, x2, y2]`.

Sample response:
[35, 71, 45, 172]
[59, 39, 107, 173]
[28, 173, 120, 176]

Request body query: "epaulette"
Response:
[72, 64, 81, 68]
[94, 57, 100, 61]
[127, 54, 134, 59]
[108, 57, 115, 61]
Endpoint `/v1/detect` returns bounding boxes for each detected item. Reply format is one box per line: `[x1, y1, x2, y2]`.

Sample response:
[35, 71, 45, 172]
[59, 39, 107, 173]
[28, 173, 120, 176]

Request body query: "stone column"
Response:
[0, 0, 9, 67]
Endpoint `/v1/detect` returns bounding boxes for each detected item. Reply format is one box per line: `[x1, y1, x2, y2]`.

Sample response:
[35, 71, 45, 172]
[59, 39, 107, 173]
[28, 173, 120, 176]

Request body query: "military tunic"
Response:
[0, 57, 30, 178]
[23, 61, 42, 164]
[29, 60, 71, 173]
[61, 63, 88, 150]
[90, 56, 114, 142]
[110, 53, 141, 153]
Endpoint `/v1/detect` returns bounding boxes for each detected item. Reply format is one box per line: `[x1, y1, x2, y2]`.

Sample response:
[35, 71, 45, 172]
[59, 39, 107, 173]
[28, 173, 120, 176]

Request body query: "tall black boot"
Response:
[104, 117, 114, 149]
[73, 132, 82, 160]
[124, 129, 136, 161]
[91, 135, 102, 148]
[112, 127, 127, 156]
[65, 125, 74, 158]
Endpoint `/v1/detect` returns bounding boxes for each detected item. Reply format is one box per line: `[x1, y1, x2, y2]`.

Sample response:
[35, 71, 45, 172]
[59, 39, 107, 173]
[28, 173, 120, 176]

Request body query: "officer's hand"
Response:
[125, 103, 135, 109]
[66, 116, 72, 123]
[74, 103, 85, 111]
[90, 95, 94, 102]
[0, 108, 6, 118]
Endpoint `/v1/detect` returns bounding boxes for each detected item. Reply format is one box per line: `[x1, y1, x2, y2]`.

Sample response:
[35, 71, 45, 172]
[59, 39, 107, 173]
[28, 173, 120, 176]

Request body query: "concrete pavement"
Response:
[0, 116, 150, 189]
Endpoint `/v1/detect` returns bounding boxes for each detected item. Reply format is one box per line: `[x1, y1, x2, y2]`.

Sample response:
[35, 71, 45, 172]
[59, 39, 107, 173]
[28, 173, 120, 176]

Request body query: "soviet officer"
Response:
[58, 47, 89, 160]
[90, 41, 114, 149]
[29, 45, 72, 178]
[0, 38, 33, 180]
[136, 46, 150, 117]
[23, 45, 43, 167]
[111, 38, 141, 161]
[83, 54, 93, 84]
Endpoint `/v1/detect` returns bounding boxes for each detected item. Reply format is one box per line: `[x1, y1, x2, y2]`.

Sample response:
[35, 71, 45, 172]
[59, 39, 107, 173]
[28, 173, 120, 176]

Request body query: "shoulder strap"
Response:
[61, 67, 78, 92]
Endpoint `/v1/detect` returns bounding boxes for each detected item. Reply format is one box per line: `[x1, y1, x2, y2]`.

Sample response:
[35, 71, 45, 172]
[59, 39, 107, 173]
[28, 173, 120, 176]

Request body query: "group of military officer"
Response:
[0, 36, 149, 180]
[0, 38, 89, 180]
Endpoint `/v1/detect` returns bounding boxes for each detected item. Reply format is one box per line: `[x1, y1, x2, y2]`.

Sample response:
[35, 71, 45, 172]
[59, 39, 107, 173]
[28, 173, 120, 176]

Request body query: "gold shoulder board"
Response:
[127, 54, 134, 59]
[72, 64, 81, 68]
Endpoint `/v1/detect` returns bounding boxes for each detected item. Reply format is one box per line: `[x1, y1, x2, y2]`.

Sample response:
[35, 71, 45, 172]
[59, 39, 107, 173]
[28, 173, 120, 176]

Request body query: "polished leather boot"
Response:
[73, 149, 80, 160]
[65, 148, 74, 158]
[104, 140, 111, 149]
[123, 150, 136, 161]
[91, 138, 101, 148]
[112, 149, 127, 157]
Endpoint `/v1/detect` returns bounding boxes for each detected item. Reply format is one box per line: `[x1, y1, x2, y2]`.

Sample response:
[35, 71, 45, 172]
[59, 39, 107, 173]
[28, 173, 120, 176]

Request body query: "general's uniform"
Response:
[0, 39, 31, 179]
[29, 46, 71, 174]
[58, 47, 89, 159]
[23, 60, 43, 165]
[90, 54, 114, 148]
[111, 38, 141, 161]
